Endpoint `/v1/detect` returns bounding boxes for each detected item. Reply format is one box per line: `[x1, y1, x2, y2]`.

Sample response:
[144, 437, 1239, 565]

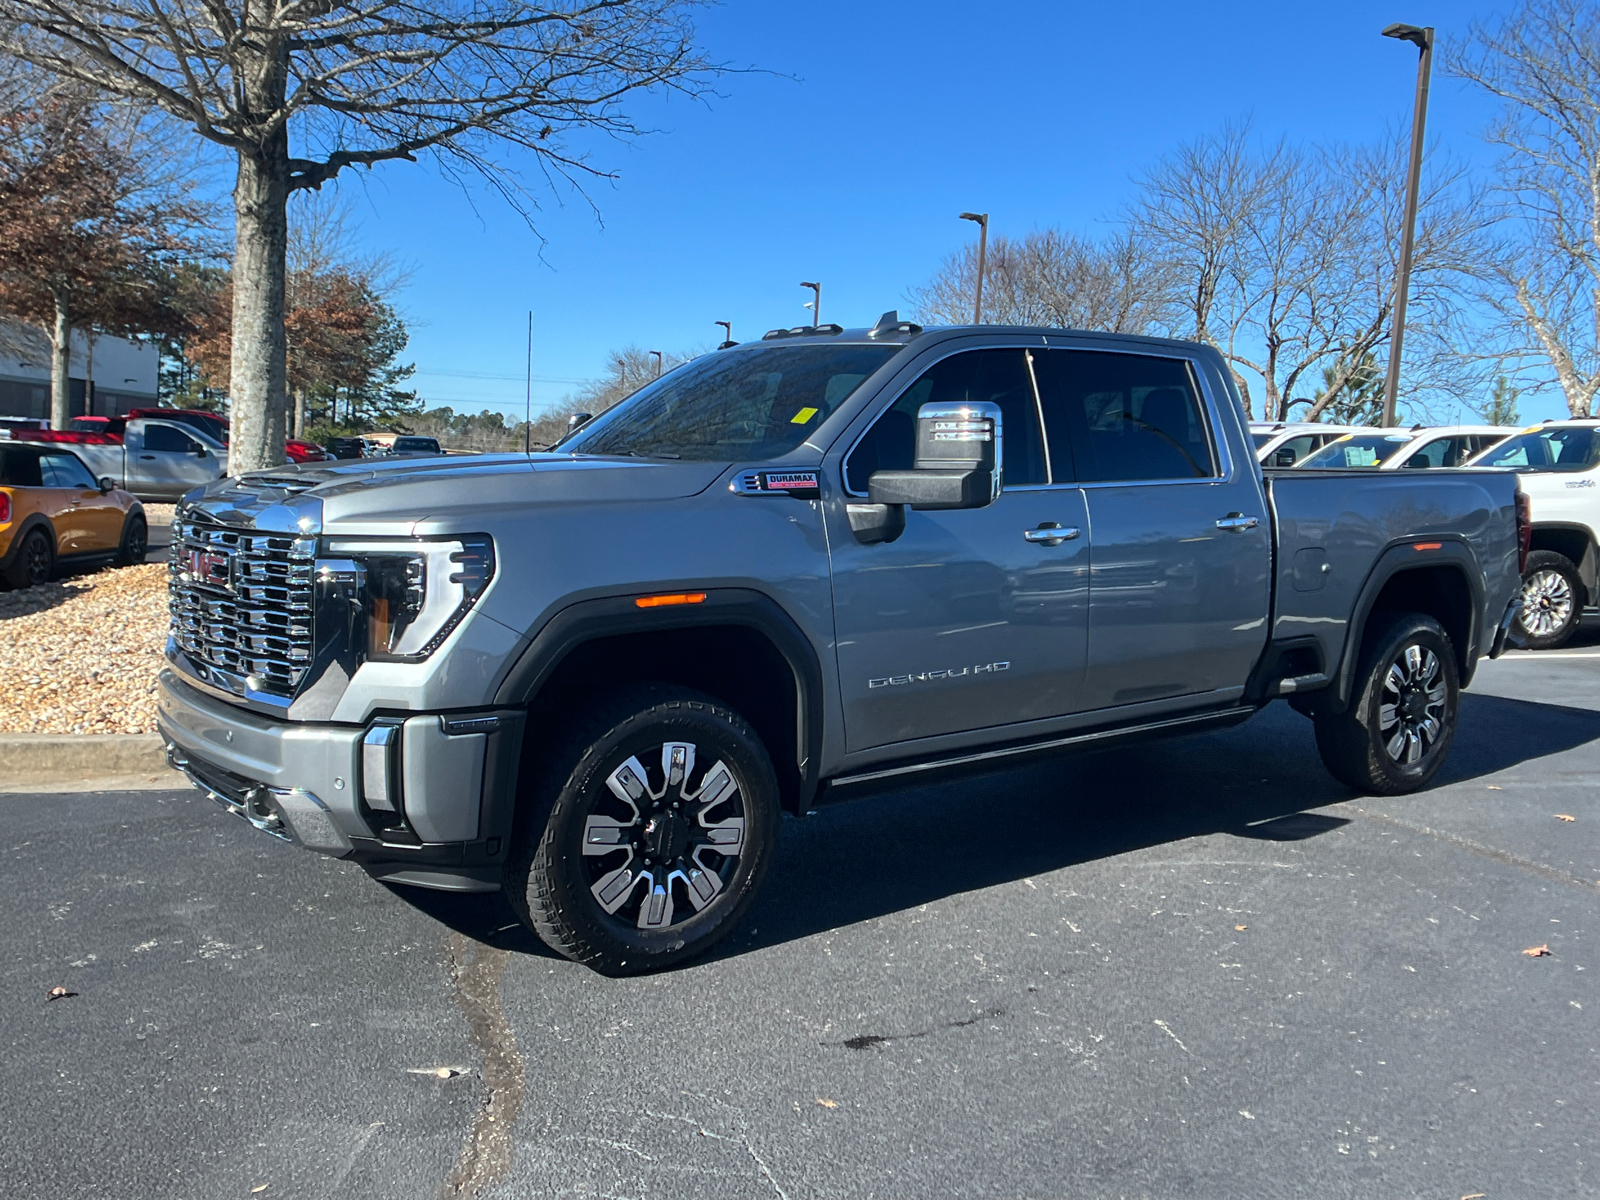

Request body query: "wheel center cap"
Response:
[1401, 689, 1428, 719]
[642, 811, 691, 862]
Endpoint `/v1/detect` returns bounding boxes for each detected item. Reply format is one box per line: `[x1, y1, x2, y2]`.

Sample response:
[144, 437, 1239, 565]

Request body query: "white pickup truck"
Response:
[1468, 420, 1600, 648]
[8, 417, 227, 501]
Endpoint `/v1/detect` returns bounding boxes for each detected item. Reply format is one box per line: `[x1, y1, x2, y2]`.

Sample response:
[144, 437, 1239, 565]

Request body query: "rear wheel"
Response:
[1516, 550, 1582, 650]
[506, 685, 780, 975]
[1313, 613, 1458, 795]
[114, 513, 148, 567]
[3, 528, 54, 590]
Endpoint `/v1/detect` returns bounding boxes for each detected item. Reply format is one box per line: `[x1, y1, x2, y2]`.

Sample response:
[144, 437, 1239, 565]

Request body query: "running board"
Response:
[825, 706, 1257, 791]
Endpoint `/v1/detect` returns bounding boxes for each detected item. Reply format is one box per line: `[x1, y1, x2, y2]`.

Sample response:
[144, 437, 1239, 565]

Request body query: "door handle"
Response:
[1024, 523, 1080, 546]
[1215, 513, 1259, 531]
[139, 454, 156, 460]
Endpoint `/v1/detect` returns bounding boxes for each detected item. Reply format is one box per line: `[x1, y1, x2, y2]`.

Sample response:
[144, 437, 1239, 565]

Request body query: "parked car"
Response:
[1297, 426, 1510, 470]
[390, 435, 443, 457]
[0, 443, 145, 588]
[73, 410, 326, 464]
[323, 436, 368, 460]
[1466, 420, 1600, 648]
[159, 317, 1523, 975]
[1250, 422, 1364, 467]
[12, 418, 226, 500]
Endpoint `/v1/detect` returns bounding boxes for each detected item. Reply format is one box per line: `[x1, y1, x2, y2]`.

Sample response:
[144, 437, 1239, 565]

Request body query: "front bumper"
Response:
[157, 669, 523, 893]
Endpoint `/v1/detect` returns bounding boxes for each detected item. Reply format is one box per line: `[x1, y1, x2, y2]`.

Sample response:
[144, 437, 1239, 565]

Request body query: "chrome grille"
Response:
[168, 516, 316, 698]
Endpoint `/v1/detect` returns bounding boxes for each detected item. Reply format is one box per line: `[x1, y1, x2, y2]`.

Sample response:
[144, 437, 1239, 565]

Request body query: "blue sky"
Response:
[322, 0, 1549, 423]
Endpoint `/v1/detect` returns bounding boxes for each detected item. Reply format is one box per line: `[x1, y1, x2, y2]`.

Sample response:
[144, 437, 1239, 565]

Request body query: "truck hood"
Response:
[181, 453, 729, 532]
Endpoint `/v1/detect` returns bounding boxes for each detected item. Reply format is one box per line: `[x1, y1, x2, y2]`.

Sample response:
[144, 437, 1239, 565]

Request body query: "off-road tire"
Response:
[1314, 613, 1459, 795]
[3, 528, 54, 590]
[1516, 550, 1582, 650]
[505, 684, 780, 975]
[114, 512, 148, 567]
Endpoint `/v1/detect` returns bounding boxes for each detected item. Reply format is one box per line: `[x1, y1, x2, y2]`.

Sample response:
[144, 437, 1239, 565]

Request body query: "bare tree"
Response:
[1449, 0, 1600, 416]
[1133, 129, 1484, 421]
[0, 1, 714, 471]
[909, 228, 1171, 334]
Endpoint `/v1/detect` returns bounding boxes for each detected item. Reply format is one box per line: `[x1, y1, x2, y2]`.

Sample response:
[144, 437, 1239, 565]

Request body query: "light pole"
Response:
[649, 350, 663, 378]
[715, 320, 732, 347]
[1380, 22, 1434, 428]
[800, 281, 821, 327]
[959, 211, 989, 324]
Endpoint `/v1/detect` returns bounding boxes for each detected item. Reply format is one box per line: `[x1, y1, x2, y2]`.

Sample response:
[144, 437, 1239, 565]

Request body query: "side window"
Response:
[144, 423, 198, 454]
[1033, 350, 1216, 482]
[1269, 435, 1316, 467]
[40, 453, 97, 489]
[844, 349, 1047, 493]
[0, 450, 43, 487]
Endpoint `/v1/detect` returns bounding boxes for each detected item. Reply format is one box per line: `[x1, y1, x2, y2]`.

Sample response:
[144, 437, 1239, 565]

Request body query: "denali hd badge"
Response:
[732, 469, 821, 499]
[869, 662, 1010, 688]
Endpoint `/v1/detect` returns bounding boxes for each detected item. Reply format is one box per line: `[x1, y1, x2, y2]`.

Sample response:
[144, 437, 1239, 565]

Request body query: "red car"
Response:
[70, 410, 328, 462]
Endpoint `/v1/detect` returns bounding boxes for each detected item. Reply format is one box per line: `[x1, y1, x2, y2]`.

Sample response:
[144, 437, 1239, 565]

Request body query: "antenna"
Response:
[524, 310, 532, 455]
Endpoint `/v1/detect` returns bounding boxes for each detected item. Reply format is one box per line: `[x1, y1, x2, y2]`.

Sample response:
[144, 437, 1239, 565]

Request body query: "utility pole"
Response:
[800, 281, 821, 327]
[649, 350, 663, 378]
[959, 212, 989, 324]
[1380, 23, 1434, 427]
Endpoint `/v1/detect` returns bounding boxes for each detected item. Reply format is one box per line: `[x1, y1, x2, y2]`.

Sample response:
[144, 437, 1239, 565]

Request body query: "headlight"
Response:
[319, 535, 494, 662]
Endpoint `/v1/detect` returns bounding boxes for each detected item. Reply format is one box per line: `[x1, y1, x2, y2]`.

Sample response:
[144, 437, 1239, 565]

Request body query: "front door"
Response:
[39, 450, 122, 552]
[1032, 347, 1271, 711]
[130, 421, 207, 498]
[827, 346, 1092, 752]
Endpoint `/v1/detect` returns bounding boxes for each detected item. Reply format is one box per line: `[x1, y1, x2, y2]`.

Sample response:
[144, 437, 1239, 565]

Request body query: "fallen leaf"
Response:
[46, 986, 77, 1001]
[406, 1066, 465, 1079]
[1235, 925, 1247, 931]
[1238, 1109, 1255, 1120]
[1486, 785, 1503, 791]
[252, 1187, 268, 1195]
[815, 1097, 838, 1109]
[1556, 814, 1576, 822]
[1462, 1193, 1486, 1199]
[1523, 944, 1552, 957]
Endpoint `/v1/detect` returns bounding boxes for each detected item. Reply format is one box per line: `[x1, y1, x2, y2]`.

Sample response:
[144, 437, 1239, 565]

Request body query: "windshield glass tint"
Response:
[567, 345, 899, 461]
[1251, 432, 1272, 449]
[1300, 434, 1411, 468]
[1475, 426, 1600, 472]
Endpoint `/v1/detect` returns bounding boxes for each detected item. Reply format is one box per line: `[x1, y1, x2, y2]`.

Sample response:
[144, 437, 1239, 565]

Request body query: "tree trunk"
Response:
[228, 146, 290, 473]
[49, 289, 70, 430]
[293, 387, 305, 439]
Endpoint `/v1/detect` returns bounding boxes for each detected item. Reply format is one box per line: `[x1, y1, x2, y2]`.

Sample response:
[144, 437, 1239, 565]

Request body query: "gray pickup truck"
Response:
[157, 318, 1525, 974]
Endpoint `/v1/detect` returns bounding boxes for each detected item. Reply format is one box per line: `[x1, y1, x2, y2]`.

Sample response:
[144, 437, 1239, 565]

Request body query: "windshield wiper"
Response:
[613, 449, 681, 460]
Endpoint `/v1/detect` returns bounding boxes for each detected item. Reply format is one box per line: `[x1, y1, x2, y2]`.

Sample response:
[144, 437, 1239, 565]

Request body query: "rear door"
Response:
[1032, 347, 1271, 711]
[826, 343, 1092, 751]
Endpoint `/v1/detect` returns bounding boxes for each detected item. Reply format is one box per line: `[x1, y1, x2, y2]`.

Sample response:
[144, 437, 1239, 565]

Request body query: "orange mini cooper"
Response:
[0, 442, 147, 589]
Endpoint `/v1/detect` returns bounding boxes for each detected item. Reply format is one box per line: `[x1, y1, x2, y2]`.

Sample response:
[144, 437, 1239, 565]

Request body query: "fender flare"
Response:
[0, 512, 57, 571]
[1331, 537, 1485, 711]
[493, 588, 825, 813]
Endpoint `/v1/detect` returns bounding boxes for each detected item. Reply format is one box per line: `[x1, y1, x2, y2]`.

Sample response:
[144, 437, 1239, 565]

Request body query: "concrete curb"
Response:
[0, 733, 170, 786]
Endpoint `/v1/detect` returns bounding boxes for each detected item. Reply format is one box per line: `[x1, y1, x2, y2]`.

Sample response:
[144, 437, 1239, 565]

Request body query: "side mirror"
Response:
[568, 412, 593, 432]
[867, 401, 1001, 510]
[194, 446, 208, 458]
[98, 476, 114, 493]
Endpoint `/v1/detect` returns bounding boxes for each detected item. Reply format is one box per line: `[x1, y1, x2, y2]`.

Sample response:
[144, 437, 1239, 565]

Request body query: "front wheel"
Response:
[506, 685, 780, 975]
[1313, 613, 1459, 795]
[1517, 550, 1582, 649]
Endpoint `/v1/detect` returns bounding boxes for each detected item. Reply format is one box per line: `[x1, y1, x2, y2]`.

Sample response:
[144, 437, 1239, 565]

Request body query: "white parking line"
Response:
[1498, 652, 1600, 660]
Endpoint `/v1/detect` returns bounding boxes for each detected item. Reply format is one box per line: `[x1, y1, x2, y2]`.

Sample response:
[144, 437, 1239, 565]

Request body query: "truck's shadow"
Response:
[397, 691, 1600, 964]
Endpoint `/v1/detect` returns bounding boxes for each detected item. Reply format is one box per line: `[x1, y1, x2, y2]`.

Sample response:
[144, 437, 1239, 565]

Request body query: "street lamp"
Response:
[800, 281, 821, 328]
[715, 320, 733, 348]
[649, 350, 663, 378]
[959, 212, 989, 324]
[1380, 22, 1435, 427]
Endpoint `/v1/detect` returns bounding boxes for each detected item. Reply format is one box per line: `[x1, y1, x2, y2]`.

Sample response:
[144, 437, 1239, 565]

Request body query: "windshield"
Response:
[1251, 432, 1273, 449]
[564, 344, 900, 461]
[1473, 426, 1600, 472]
[1300, 433, 1412, 469]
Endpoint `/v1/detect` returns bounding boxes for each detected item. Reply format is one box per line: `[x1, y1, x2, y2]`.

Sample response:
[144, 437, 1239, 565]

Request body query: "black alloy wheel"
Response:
[115, 513, 148, 567]
[1313, 612, 1459, 795]
[507, 685, 779, 975]
[3, 528, 54, 590]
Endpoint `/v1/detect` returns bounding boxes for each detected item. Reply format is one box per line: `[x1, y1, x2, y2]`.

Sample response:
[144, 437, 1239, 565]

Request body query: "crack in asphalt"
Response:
[442, 932, 526, 1198]
[829, 1006, 1006, 1051]
[1348, 805, 1600, 894]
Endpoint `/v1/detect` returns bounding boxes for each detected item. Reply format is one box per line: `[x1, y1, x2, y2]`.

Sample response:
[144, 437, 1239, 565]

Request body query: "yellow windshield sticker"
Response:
[791, 407, 819, 425]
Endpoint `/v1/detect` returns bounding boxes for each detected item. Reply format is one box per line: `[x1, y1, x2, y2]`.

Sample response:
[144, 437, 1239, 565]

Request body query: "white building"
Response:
[0, 322, 160, 424]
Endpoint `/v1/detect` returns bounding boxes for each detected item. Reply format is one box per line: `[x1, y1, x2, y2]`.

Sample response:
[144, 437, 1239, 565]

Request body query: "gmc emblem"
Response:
[187, 548, 229, 583]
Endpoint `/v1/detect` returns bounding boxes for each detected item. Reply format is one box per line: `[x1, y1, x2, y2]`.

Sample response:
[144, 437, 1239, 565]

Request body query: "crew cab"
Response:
[12, 417, 227, 500]
[1467, 420, 1600, 648]
[157, 319, 1524, 975]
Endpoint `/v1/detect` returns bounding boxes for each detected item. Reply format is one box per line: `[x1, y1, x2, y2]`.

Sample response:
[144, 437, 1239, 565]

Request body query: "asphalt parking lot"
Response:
[5, 641, 1598, 1200]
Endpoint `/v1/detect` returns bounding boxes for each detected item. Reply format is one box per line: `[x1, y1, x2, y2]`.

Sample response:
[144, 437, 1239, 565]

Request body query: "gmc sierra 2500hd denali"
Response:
[157, 317, 1525, 974]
